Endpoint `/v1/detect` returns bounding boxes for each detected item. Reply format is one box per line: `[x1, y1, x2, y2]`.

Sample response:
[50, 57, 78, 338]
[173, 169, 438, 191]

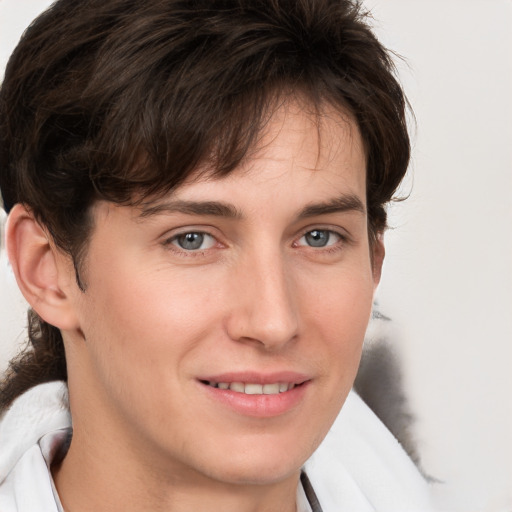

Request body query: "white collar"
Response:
[0, 382, 434, 511]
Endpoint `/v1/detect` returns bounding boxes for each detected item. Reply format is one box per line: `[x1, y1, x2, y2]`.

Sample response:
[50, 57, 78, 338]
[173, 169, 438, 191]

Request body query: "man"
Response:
[0, 1, 432, 510]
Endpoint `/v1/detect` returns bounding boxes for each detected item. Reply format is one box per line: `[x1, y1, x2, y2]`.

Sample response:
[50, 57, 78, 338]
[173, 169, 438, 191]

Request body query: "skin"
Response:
[8, 101, 384, 512]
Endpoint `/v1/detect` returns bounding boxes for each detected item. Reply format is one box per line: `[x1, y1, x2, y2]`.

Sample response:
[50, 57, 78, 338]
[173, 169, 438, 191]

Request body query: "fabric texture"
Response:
[0, 381, 434, 511]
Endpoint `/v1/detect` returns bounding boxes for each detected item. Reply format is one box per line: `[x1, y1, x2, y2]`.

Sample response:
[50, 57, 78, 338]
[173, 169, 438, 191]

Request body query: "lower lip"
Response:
[199, 381, 310, 418]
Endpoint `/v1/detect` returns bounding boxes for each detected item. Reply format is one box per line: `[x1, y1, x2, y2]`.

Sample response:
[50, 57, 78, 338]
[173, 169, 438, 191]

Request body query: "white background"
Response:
[1, 1, 511, 510]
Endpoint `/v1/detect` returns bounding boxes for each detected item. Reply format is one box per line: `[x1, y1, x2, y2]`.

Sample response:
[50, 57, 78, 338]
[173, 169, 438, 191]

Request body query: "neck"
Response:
[52, 429, 300, 512]
[55, 353, 302, 512]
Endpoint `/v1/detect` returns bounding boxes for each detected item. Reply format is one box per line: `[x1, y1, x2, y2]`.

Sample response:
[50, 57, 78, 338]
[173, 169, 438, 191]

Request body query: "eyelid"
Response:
[161, 224, 219, 241]
[161, 226, 224, 255]
[170, 232, 216, 250]
[294, 225, 350, 245]
[296, 230, 340, 248]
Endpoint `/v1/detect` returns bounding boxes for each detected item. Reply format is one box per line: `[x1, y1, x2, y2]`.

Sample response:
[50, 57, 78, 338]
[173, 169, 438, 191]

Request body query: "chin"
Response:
[193, 432, 315, 487]
[207, 458, 302, 487]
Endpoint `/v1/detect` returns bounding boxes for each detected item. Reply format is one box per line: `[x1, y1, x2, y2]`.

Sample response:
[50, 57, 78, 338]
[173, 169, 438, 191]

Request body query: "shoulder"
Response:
[0, 381, 71, 489]
[304, 390, 435, 512]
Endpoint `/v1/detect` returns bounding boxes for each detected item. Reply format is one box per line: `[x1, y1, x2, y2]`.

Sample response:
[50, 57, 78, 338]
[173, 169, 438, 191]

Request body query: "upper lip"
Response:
[198, 371, 310, 385]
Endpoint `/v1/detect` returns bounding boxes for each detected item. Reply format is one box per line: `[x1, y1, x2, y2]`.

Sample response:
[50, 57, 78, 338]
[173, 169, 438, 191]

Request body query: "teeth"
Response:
[230, 382, 245, 393]
[244, 383, 263, 394]
[263, 383, 280, 395]
[207, 381, 297, 395]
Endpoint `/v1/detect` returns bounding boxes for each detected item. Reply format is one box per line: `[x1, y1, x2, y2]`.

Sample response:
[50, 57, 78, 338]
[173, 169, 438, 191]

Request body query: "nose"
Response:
[225, 250, 299, 350]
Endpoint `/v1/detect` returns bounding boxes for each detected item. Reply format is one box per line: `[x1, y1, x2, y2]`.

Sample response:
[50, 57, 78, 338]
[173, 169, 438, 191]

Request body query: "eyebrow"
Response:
[139, 200, 242, 219]
[297, 194, 366, 219]
[139, 193, 365, 220]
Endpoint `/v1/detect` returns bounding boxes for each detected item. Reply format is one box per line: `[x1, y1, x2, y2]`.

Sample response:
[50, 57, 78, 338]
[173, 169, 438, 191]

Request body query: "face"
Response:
[62, 101, 381, 487]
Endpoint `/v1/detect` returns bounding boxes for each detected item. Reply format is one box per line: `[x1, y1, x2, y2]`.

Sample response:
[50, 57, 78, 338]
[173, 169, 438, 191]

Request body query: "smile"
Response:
[205, 381, 297, 394]
[199, 375, 310, 417]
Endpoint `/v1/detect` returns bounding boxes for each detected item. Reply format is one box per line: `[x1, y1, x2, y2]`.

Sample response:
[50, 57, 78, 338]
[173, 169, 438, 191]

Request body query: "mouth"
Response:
[200, 380, 303, 395]
[198, 375, 310, 417]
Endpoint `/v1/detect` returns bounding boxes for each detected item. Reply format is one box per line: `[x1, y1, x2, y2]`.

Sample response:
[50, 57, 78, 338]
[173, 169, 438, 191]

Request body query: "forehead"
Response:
[152, 100, 366, 206]
[250, 100, 363, 171]
[91, 100, 367, 226]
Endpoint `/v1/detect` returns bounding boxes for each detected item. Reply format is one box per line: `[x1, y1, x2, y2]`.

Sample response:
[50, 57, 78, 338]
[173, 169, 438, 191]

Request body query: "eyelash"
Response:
[163, 231, 219, 257]
[294, 228, 347, 252]
[162, 227, 349, 257]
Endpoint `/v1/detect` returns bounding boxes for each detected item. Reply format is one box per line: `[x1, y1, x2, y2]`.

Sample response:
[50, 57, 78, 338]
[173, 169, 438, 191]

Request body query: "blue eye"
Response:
[171, 232, 216, 251]
[299, 229, 341, 248]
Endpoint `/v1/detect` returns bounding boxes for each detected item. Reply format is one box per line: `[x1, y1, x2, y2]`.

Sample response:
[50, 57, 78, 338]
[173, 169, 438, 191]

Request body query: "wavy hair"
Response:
[0, 0, 410, 410]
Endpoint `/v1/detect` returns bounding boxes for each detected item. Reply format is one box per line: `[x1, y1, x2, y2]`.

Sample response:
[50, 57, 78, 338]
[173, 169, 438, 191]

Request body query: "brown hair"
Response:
[0, 0, 410, 410]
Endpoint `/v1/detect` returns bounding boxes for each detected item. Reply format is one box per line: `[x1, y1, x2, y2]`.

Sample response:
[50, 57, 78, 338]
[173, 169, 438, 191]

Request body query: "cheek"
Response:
[76, 268, 225, 430]
[86, 262, 234, 377]
[287, 268, 374, 454]
[302, 260, 374, 331]
[300, 266, 374, 379]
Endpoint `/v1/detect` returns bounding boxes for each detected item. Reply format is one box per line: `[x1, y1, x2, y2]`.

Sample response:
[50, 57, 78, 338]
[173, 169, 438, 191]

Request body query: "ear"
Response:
[6, 204, 80, 330]
[371, 233, 385, 288]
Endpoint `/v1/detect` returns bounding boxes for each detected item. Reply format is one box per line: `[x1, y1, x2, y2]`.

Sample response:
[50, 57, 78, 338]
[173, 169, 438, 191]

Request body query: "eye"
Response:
[170, 232, 216, 251]
[297, 229, 341, 248]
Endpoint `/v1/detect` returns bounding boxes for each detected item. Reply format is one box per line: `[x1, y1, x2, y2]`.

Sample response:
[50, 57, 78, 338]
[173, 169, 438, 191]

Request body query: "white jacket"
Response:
[0, 381, 434, 511]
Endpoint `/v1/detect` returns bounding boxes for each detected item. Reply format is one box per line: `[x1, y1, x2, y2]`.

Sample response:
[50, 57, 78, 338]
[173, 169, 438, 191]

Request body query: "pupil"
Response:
[179, 232, 203, 250]
[305, 230, 328, 247]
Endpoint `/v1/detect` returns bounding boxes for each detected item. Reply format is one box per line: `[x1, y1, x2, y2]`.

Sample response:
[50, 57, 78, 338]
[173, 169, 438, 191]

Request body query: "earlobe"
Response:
[6, 204, 80, 331]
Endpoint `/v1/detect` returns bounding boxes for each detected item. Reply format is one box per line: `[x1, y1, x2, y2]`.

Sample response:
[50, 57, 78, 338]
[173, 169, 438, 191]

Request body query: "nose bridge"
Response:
[227, 244, 299, 348]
